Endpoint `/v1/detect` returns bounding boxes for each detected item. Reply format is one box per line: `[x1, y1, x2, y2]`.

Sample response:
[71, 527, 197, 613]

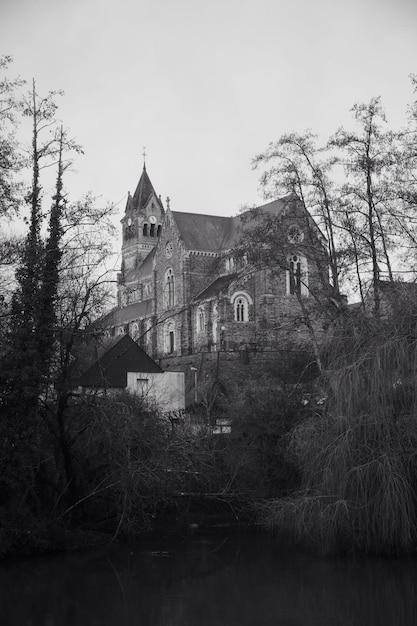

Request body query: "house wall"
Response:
[126, 371, 185, 412]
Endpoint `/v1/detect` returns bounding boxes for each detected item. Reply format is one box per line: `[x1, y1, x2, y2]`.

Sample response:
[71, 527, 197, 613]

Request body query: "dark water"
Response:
[0, 532, 416, 625]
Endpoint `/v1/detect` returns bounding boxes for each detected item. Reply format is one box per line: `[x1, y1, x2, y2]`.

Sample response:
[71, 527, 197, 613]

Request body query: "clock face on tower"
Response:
[165, 241, 173, 258]
[127, 217, 132, 226]
[149, 215, 157, 224]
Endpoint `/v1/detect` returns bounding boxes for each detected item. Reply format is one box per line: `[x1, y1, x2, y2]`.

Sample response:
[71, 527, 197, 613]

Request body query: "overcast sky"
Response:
[2, 0, 417, 225]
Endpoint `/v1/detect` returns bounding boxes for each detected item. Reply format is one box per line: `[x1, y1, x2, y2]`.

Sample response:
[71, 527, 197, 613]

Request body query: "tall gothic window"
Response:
[143, 222, 148, 237]
[165, 268, 175, 308]
[197, 306, 205, 333]
[164, 321, 175, 354]
[212, 303, 218, 346]
[287, 255, 309, 296]
[145, 318, 152, 347]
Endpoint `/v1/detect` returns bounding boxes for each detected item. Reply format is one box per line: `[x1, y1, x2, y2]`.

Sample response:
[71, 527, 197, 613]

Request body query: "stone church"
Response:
[97, 164, 330, 363]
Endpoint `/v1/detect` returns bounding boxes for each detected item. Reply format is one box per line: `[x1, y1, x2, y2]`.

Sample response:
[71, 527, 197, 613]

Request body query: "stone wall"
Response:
[159, 346, 317, 407]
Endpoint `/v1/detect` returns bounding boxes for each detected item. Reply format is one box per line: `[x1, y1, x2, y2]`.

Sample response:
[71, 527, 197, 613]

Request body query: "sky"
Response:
[2, 0, 417, 233]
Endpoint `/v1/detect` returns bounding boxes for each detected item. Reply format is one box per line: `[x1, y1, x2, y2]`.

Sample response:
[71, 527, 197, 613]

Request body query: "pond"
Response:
[0, 532, 416, 625]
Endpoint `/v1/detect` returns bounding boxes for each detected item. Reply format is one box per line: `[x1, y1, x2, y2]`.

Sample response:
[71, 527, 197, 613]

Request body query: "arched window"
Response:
[150, 223, 155, 237]
[165, 268, 175, 308]
[143, 222, 148, 237]
[212, 304, 218, 346]
[286, 255, 309, 296]
[132, 322, 139, 339]
[225, 256, 235, 272]
[164, 320, 175, 354]
[143, 282, 152, 298]
[196, 306, 205, 333]
[145, 318, 152, 346]
[231, 291, 252, 322]
[157, 224, 162, 237]
[235, 298, 246, 321]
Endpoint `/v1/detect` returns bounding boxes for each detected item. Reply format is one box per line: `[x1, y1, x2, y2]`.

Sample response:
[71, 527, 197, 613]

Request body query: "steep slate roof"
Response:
[96, 299, 153, 328]
[126, 166, 164, 214]
[138, 246, 156, 276]
[124, 247, 156, 283]
[78, 334, 163, 388]
[194, 274, 238, 301]
[172, 212, 234, 251]
[172, 195, 294, 253]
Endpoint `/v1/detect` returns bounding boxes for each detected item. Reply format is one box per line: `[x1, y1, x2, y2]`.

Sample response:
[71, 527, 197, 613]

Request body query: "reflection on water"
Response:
[0, 532, 416, 625]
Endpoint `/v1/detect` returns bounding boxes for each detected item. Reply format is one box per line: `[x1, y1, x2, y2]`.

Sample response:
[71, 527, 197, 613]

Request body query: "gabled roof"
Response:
[172, 212, 234, 251]
[126, 166, 163, 214]
[78, 334, 163, 388]
[171, 194, 295, 253]
[194, 274, 238, 301]
[96, 299, 153, 328]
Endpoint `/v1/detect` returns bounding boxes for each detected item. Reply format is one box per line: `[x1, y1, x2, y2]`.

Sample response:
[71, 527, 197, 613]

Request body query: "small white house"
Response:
[78, 335, 185, 412]
[126, 371, 185, 412]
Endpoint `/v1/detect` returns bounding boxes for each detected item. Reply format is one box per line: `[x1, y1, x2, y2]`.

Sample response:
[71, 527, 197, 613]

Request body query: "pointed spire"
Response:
[126, 166, 161, 214]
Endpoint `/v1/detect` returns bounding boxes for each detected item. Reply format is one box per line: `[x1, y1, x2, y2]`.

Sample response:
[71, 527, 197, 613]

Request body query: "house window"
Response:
[143, 222, 148, 237]
[197, 306, 205, 333]
[165, 268, 175, 308]
[164, 321, 175, 354]
[231, 291, 252, 322]
[136, 378, 149, 396]
[286, 255, 308, 296]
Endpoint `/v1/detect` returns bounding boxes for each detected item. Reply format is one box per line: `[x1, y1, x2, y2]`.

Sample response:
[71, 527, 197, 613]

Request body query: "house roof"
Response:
[96, 299, 153, 328]
[78, 334, 163, 388]
[171, 194, 294, 253]
[125, 166, 163, 214]
[377, 280, 417, 294]
[194, 273, 238, 301]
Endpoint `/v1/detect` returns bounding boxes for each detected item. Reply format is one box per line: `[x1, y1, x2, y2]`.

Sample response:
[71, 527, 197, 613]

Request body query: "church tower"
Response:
[121, 164, 164, 271]
[118, 164, 165, 305]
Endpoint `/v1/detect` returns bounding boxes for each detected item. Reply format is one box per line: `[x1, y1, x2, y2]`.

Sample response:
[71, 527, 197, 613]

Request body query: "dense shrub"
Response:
[259, 309, 417, 555]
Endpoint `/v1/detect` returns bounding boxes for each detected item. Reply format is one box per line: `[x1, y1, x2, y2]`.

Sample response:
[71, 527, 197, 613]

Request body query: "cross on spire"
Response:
[142, 146, 147, 170]
[166, 196, 171, 210]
